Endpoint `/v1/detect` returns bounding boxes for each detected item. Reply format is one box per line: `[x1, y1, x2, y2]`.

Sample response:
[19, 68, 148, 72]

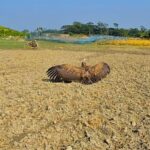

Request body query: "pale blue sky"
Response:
[0, 0, 150, 31]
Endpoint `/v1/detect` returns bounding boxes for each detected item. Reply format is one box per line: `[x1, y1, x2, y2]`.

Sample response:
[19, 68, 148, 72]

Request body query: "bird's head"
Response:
[81, 58, 87, 67]
[81, 71, 93, 84]
[81, 59, 90, 71]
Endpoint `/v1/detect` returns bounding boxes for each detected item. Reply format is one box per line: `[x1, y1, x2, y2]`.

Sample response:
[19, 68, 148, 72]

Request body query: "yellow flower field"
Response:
[98, 38, 150, 46]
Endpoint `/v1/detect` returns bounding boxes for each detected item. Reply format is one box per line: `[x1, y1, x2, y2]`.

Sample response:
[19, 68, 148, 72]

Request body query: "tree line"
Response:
[1, 22, 150, 39]
[60, 22, 150, 38]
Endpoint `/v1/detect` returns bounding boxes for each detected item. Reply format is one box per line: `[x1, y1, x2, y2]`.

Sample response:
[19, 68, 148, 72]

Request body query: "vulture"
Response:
[28, 40, 38, 48]
[46, 62, 110, 84]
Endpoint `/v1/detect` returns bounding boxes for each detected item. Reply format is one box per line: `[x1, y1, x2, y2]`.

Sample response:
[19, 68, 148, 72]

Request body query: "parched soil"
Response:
[0, 48, 150, 150]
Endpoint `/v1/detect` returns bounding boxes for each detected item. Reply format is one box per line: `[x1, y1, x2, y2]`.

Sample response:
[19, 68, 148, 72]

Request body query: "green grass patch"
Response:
[0, 39, 26, 49]
[0, 39, 150, 55]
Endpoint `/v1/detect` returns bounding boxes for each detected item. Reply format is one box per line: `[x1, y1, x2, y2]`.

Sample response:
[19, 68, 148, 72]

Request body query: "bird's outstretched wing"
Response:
[47, 64, 84, 82]
[89, 62, 110, 83]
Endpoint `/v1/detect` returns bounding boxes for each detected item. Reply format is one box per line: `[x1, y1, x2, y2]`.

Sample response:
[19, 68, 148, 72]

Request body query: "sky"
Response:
[0, 0, 150, 31]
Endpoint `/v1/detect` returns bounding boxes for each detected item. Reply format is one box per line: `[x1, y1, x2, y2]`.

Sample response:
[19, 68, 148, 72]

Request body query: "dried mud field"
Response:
[0, 47, 150, 150]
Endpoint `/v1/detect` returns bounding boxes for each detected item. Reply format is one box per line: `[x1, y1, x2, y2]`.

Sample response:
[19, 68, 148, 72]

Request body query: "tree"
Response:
[73, 21, 82, 26]
[36, 27, 44, 36]
[140, 25, 146, 32]
[113, 23, 119, 28]
[97, 21, 108, 35]
[86, 22, 94, 35]
[128, 28, 140, 37]
[22, 29, 30, 34]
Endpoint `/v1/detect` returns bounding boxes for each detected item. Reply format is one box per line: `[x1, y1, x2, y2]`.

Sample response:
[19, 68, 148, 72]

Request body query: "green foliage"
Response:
[0, 39, 26, 49]
[60, 22, 150, 38]
[113, 23, 119, 28]
[0, 26, 26, 38]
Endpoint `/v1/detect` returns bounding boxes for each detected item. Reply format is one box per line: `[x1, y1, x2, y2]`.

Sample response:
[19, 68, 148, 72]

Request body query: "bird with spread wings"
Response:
[47, 62, 110, 84]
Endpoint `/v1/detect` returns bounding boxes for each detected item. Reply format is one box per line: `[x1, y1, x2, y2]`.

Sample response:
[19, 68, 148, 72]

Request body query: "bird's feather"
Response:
[89, 63, 110, 83]
[47, 64, 84, 82]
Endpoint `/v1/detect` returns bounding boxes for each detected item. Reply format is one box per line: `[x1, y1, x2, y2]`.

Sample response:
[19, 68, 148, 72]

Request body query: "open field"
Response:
[0, 42, 150, 149]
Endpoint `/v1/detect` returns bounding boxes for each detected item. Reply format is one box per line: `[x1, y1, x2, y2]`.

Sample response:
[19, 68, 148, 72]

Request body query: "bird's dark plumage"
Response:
[88, 63, 110, 83]
[47, 62, 110, 84]
[28, 40, 38, 48]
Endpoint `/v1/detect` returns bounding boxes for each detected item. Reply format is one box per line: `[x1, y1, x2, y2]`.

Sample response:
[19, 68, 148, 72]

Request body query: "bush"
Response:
[0, 26, 26, 38]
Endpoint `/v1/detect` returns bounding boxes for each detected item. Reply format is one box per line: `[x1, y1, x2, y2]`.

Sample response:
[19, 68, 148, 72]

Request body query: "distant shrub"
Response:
[69, 32, 73, 36]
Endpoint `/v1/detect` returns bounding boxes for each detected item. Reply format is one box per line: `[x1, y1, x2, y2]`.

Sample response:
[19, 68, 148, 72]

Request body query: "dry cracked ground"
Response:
[0, 47, 150, 150]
